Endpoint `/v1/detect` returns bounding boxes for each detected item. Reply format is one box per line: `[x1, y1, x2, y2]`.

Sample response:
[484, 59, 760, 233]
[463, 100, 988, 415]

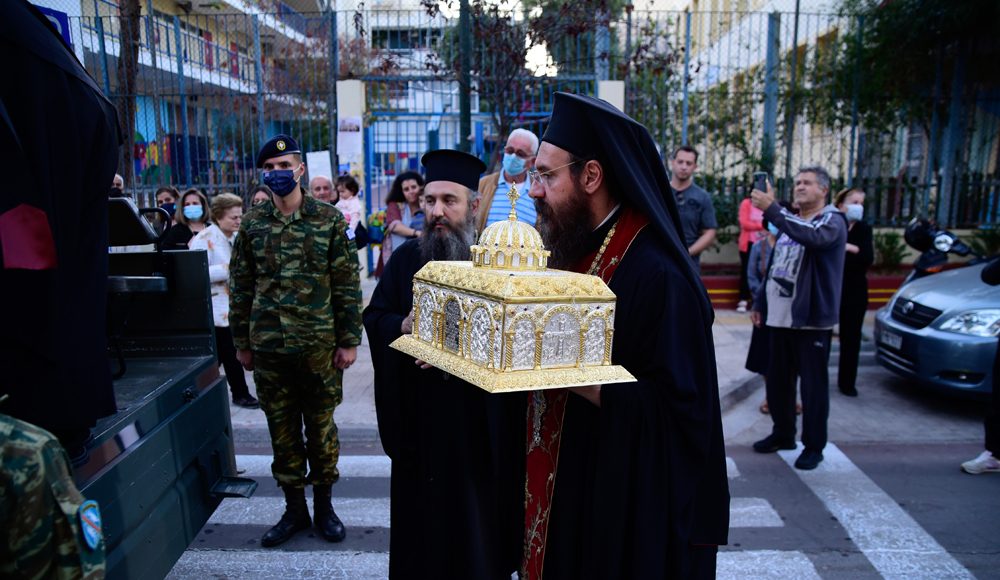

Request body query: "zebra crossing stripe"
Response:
[209, 496, 390, 528]
[209, 495, 780, 530]
[779, 443, 973, 579]
[169, 550, 389, 579]
[235, 454, 391, 478]
[729, 497, 783, 528]
[717, 550, 820, 579]
[172, 549, 821, 579]
[727, 456, 740, 478]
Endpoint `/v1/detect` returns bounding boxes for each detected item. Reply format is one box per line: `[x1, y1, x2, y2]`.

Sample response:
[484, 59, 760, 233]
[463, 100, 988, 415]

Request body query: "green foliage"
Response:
[525, 0, 629, 75]
[812, 0, 1000, 134]
[422, 0, 534, 155]
[873, 230, 908, 273]
[699, 174, 747, 251]
[968, 227, 1000, 258]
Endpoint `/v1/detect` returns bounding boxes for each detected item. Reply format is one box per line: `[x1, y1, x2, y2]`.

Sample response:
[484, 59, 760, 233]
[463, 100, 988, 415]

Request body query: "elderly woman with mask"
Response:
[189, 193, 260, 408]
[835, 188, 874, 397]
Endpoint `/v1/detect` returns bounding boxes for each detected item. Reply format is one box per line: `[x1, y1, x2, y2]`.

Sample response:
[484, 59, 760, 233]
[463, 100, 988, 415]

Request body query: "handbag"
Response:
[354, 223, 370, 250]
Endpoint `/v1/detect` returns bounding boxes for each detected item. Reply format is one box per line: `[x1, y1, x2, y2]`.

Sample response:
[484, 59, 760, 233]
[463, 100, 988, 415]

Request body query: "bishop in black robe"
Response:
[523, 92, 730, 579]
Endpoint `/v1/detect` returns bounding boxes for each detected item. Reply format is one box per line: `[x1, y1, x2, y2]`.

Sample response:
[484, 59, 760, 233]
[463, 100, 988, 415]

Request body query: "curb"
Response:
[720, 375, 764, 413]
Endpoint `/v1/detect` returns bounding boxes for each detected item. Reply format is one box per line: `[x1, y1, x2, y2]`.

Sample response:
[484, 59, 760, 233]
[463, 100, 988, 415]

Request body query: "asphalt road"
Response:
[170, 363, 1000, 579]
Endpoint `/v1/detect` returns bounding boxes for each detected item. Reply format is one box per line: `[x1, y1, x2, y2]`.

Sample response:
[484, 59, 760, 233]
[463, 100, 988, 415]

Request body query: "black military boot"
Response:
[312, 484, 346, 542]
[261, 486, 312, 547]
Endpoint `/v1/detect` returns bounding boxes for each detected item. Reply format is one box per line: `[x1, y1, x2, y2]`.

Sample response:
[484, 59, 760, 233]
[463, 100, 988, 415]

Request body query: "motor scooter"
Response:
[901, 217, 983, 286]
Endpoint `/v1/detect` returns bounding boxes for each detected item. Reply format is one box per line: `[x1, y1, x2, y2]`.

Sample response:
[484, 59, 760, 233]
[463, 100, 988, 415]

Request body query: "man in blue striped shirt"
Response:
[475, 128, 539, 235]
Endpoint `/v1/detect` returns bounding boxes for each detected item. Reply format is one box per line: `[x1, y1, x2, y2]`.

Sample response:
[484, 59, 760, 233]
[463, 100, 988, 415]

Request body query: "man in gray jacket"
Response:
[749, 166, 847, 470]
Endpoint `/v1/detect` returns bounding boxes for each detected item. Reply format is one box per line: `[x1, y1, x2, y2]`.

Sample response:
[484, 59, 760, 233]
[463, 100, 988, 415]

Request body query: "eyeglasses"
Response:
[526, 160, 581, 189]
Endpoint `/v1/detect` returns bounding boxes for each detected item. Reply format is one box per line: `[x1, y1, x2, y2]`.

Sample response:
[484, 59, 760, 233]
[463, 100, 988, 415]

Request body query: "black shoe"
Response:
[753, 434, 797, 453]
[261, 487, 311, 547]
[313, 484, 347, 542]
[794, 449, 824, 470]
[233, 395, 260, 409]
[839, 385, 858, 397]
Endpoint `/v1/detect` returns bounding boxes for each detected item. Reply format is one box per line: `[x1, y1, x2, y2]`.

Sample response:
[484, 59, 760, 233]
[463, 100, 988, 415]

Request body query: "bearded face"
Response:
[419, 204, 477, 262]
[534, 181, 593, 269]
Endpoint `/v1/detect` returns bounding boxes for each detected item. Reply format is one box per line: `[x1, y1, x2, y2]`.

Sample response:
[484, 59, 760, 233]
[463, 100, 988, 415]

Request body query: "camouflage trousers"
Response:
[253, 350, 343, 488]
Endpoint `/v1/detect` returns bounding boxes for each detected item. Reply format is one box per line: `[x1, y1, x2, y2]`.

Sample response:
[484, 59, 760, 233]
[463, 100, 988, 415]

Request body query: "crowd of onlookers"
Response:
[108, 172, 368, 410]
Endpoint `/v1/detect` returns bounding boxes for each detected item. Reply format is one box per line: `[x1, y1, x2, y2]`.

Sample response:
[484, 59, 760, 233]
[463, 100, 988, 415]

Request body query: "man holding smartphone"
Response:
[749, 166, 847, 470]
[669, 145, 717, 266]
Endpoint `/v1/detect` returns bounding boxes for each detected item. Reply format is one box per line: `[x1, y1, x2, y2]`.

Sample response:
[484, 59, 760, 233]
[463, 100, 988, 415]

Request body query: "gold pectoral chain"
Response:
[587, 221, 618, 276]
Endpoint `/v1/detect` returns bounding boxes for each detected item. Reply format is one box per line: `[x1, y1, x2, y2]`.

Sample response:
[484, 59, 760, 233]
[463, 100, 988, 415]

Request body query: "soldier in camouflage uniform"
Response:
[0, 410, 106, 579]
[229, 134, 363, 547]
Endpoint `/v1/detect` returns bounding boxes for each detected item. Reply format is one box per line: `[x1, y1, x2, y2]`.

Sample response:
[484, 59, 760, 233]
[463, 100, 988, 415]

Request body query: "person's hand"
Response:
[414, 229, 422, 238]
[750, 311, 763, 328]
[751, 181, 776, 211]
[414, 358, 433, 370]
[334, 347, 357, 370]
[401, 313, 414, 335]
[237, 349, 254, 371]
[569, 385, 601, 407]
[846, 243, 860, 254]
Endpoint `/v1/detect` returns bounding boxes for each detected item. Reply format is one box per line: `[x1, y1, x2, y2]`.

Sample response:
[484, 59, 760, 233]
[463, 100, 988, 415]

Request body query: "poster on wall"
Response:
[337, 116, 363, 162]
[306, 151, 333, 183]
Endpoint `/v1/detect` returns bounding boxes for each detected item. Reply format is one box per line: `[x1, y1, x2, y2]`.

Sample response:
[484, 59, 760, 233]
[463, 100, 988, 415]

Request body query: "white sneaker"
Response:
[736, 300, 748, 313]
[961, 450, 1000, 474]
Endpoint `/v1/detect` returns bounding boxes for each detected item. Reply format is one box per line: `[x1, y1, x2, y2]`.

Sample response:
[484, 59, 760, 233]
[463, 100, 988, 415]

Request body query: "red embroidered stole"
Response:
[521, 207, 649, 580]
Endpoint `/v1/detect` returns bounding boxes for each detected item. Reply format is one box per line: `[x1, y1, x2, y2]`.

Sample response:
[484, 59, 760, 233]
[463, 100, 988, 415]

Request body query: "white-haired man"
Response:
[476, 128, 538, 234]
[310, 174, 336, 204]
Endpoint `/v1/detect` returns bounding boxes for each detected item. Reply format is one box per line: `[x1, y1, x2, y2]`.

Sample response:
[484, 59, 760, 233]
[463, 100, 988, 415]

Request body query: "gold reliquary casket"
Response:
[390, 188, 635, 393]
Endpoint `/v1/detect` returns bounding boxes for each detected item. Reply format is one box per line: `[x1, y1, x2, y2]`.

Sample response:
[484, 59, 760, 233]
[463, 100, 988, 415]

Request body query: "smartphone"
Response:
[752, 171, 769, 193]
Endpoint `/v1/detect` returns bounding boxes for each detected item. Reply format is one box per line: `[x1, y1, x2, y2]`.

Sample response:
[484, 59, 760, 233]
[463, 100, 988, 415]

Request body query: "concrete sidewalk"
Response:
[229, 276, 873, 447]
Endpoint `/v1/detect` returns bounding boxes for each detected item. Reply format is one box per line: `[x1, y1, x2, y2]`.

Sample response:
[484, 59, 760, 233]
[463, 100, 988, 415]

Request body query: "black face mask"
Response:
[160, 202, 176, 217]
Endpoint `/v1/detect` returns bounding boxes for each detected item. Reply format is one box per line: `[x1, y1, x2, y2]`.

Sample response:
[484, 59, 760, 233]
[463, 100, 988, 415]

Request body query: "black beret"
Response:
[421, 149, 486, 192]
[256, 134, 301, 168]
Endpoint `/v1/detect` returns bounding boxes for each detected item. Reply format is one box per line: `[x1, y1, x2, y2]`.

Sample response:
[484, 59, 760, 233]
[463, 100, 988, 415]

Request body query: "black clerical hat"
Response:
[540, 92, 609, 159]
[256, 134, 301, 168]
[421, 149, 486, 192]
[541, 92, 713, 322]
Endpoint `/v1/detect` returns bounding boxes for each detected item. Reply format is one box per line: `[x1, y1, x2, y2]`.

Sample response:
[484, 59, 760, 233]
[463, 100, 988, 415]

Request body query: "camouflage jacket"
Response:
[0, 414, 105, 579]
[229, 195, 363, 353]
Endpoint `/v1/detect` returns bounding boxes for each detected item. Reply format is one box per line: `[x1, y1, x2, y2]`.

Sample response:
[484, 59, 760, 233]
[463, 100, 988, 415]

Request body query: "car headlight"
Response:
[939, 309, 1000, 337]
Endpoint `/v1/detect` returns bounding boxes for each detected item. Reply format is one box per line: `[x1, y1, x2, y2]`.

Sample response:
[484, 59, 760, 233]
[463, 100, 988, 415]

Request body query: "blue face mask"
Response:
[502, 153, 527, 177]
[160, 202, 176, 217]
[844, 203, 864, 222]
[182, 205, 204, 221]
[767, 223, 780, 237]
[262, 168, 299, 197]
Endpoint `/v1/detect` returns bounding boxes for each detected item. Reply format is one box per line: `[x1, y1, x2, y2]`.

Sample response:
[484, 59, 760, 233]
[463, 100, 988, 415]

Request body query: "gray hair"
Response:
[507, 128, 539, 154]
[309, 174, 332, 188]
[797, 165, 831, 192]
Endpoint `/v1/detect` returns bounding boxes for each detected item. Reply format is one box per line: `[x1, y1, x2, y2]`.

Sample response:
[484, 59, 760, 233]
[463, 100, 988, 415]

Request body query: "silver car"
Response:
[875, 261, 1000, 397]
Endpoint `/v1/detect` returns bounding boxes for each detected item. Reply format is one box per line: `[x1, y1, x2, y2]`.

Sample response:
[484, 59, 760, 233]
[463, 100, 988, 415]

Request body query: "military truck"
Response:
[72, 198, 255, 578]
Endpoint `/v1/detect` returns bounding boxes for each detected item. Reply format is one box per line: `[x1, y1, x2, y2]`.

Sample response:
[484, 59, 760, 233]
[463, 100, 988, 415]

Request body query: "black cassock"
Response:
[0, 1, 120, 431]
[362, 240, 526, 580]
[542, 226, 730, 579]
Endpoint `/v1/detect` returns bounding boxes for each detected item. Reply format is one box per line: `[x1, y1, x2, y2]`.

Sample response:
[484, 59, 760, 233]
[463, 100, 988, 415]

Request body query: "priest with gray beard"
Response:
[362, 149, 526, 580]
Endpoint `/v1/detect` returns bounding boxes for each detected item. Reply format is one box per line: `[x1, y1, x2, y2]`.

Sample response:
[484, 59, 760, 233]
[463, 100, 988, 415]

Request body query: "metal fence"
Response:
[62, 2, 998, 229]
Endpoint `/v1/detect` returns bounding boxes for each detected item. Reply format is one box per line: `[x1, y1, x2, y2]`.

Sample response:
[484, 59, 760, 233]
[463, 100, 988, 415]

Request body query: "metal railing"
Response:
[68, 6, 997, 229]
